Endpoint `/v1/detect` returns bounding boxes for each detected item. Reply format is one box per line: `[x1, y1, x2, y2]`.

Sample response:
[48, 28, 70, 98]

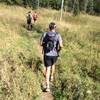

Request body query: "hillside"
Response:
[0, 4, 100, 100]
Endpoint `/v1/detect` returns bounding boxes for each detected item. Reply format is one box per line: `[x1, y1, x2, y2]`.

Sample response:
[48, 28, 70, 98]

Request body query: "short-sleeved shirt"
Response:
[40, 32, 62, 56]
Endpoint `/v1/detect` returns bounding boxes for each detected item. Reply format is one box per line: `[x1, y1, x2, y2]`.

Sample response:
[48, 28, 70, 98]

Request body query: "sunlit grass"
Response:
[0, 3, 100, 100]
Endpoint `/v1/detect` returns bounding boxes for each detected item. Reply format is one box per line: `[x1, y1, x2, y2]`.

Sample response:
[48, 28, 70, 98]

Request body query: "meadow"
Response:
[0, 3, 100, 100]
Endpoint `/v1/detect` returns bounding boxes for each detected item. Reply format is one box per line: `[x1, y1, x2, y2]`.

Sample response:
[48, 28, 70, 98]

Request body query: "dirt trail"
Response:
[41, 92, 54, 100]
[34, 38, 54, 100]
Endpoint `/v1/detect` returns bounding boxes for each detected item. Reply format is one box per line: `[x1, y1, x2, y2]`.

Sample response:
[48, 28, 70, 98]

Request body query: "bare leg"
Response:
[43, 66, 46, 77]
[45, 67, 51, 89]
[51, 64, 55, 81]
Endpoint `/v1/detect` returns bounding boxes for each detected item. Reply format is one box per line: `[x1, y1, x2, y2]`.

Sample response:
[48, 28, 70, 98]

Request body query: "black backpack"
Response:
[43, 32, 58, 52]
[27, 14, 32, 23]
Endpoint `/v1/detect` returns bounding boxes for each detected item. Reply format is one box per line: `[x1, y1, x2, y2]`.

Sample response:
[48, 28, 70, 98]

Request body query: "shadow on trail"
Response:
[18, 23, 32, 39]
[32, 24, 44, 33]
[22, 23, 44, 34]
[20, 23, 44, 39]
[19, 23, 55, 100]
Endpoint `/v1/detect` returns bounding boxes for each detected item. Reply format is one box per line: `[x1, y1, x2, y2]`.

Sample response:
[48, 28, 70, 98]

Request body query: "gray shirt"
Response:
[40, 32, 62, 56]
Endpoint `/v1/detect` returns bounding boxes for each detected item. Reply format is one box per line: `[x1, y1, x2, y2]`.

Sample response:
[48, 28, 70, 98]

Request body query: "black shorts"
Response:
[44, 55, 57, 67]
[27, 19, 31, 24]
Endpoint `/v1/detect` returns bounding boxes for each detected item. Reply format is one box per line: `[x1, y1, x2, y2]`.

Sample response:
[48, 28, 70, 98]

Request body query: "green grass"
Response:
[0, 3, 100, 100]
[0, 4, 42, 100]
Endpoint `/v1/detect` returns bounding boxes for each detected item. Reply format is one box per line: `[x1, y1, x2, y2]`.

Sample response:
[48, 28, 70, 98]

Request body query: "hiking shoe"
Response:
[45, 88, 50, 92]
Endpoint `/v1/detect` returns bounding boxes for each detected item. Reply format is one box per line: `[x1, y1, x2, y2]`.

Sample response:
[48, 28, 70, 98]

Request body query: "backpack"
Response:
[43, 32, 58, 52]
[27, 14, 32, 23]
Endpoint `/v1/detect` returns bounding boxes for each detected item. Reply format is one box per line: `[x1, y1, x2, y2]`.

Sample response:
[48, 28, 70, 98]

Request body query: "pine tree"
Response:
[94, 0, 100, 13]
[64, 0, 68, 12]
[87, 0, 94, 14]
[83, 0, 89, 12]
[32, 0, 38, 9]
[73, 0, 80, 15]
[67, 0, 74, 12]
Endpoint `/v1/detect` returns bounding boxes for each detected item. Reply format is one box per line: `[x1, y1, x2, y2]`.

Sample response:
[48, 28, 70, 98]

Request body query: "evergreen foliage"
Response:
[1, 0, 100, 14]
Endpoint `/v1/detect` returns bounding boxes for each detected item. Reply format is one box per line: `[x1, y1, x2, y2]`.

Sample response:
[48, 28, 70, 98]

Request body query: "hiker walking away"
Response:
[40, 22, 63, 92]
[32, 11, 38, 23]
[26, 11, 33, 30]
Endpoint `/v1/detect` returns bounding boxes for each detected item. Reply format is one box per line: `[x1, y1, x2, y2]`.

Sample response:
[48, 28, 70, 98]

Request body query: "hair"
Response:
[49, 22, 56, 30]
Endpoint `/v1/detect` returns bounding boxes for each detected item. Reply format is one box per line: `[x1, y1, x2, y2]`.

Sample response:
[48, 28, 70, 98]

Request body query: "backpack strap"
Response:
[41, 32, 59, 46]
[41, 32, 47, 46]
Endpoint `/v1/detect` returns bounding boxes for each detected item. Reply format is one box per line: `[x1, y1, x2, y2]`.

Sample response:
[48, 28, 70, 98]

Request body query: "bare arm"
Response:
[59, 41, 63, 48]
[40, 33, 46, 54]
[58, 34, 63, 49]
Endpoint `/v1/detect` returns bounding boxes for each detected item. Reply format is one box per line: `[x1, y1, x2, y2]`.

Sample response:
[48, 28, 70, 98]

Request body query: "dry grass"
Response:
[0, 3, 100, 100]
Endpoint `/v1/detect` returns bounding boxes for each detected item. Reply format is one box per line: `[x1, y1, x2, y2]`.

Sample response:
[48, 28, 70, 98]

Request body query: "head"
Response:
[49, 22, 56, 31]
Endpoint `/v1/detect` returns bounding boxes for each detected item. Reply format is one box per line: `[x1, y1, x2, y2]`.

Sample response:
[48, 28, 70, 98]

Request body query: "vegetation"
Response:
[1, 0, 100, 15]
[0, 4, 42, 100]
[0, 2, 100, 100]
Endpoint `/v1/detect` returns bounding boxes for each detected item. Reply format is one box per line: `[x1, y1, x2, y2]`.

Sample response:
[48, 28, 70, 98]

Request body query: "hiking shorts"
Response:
[27, 19, 31, 24]
[44, 55, 57, 67]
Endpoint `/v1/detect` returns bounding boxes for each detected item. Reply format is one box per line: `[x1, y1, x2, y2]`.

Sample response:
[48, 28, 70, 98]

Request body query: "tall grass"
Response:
[36, 5, 100, 100]
[0, 3, 100, 100]
[0, 4, 42, 100]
